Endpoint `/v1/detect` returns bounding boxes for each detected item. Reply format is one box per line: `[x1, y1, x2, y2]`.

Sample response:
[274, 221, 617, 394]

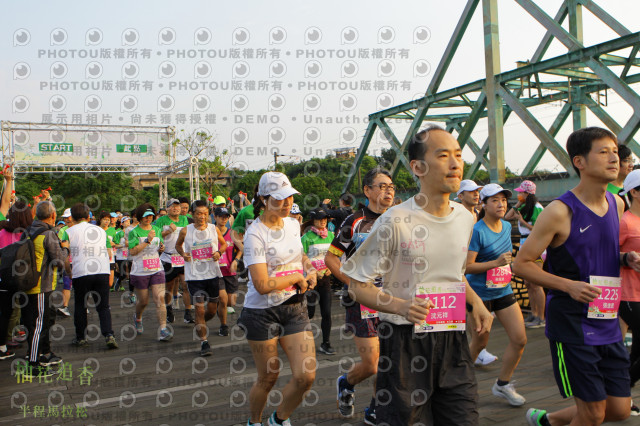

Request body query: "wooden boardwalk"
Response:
[1, 286, 638, 426]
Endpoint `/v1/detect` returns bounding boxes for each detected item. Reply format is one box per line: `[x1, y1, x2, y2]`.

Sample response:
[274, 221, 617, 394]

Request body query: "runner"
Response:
[128, 204, 172, 342]
[513, 127, 638, 425]
[340, 126, 493, 425]
[505, 180, 546, 328]
[56, 208, 74, 317]
[616, 169, 640, 416]
[325, 167, 395, 423]
[124, 212, 138, 303]
[457, 179, 499, 366]
[238, 171, 318, 426]
[288, 203, 303, 226]
[213, 206, 242, 336]
[113, 216, 131, 291]
[0, 200, 33, 360]
[466, 184, 527, 406]
[608, 144, 633, 196]
[98, 211, 117, 290]
[176, 200, 226, 355]
[301, 207, 335, 355]
[67, 204, 118, 349]
[321, 194, 354, 233]
[212, 195, 235, 228]
[155, 198, 191, 324]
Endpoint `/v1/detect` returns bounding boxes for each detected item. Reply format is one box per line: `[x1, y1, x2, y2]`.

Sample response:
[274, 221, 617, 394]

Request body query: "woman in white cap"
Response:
[239, 171, 318, 426]
[466, 184, 527, 407]
[505, 180, 546, 328]
[618, 170, 640, 414]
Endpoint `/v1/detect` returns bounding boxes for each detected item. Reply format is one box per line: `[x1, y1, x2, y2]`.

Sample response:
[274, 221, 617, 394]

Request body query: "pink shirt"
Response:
[0, 229, 21, 249]
[620, 210, 640, 301]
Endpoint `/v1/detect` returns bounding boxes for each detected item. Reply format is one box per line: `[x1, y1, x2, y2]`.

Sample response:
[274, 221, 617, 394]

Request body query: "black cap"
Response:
[214, 207, 230, 216]
[309, 208, 328, 220]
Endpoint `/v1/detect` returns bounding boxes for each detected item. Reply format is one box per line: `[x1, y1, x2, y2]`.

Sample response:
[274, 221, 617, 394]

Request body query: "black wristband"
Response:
[623, 252, 629, 267]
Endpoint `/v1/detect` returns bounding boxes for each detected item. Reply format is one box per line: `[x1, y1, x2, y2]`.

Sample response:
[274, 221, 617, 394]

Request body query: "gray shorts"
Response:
[376, 322, 478, 426]
[237, 297, 309, 341]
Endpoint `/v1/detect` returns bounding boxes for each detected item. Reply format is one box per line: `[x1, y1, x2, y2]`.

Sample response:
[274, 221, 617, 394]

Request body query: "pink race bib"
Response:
[171, 254, 185, 267]
[588, 276, 621, 319]
[122, 249, 129, 258]
[192, 245, 213, 261]
[311, 259, 327, 271]
[414, 282, 466, 333]
[486, 265, 512, 288]
[142, 256, 161, 272]
[275, 269, 303, 298]
[360, 305, 379, 319]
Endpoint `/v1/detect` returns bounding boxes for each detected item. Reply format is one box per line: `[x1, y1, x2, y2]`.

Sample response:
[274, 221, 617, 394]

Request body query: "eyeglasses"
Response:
[368, 183, 396, 192]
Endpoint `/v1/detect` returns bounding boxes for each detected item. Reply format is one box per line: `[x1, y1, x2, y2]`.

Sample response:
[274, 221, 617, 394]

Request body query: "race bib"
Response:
[275, 268, 302, 299]
[414, 282, 466, 333]
[171, 254, 185, 267]
[588, 276, 621, 319]
[142, 256, 161, 272]
[192, 241, 214, 263]
[122, 249, 129, 258]
[486, 265, 512, 288]
[360, 305, 379, 319]
[311, 259, 327, 271]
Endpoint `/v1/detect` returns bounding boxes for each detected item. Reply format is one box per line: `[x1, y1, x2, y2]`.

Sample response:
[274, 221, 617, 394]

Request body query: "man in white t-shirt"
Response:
[341, 125, 493, 425]
[66, 203, 118, 350]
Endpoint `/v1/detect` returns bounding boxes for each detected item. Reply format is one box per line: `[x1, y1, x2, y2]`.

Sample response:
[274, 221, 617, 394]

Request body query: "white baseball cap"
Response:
[257, 172, 300, 200]
[456, 179, 482, 197]
[62, 208, 72, 218]
[620, 169, 640, 196]
[480, 183, 513, 201]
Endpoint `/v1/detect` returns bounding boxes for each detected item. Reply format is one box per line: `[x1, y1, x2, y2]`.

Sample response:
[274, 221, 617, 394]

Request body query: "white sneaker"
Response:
[267, 411, 291, 426]
[227, 306, 236, 314]
[492, 380, 526, 406]
[475, 349, 498, 366]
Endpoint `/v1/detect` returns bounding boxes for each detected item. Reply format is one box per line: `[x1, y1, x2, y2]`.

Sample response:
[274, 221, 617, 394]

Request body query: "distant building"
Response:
[334, 147, 357, 159]
[132, 171, 232, 190]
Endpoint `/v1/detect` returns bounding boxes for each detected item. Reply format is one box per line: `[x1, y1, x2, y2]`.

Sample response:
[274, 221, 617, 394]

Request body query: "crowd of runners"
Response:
[0, 125, 639, 425]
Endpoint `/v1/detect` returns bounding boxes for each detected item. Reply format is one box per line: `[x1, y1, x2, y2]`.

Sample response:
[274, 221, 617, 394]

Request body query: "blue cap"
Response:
[110, 212, 118, 218]
[142, 209, 155, 218]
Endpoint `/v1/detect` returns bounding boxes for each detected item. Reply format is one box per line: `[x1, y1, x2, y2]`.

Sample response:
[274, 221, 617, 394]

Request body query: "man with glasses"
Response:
[608, 144, 634, 197]
[325, 167, 395, 424]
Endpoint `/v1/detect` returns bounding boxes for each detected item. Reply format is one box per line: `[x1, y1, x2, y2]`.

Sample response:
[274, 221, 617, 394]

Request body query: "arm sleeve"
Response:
[301, 232, 310, 254]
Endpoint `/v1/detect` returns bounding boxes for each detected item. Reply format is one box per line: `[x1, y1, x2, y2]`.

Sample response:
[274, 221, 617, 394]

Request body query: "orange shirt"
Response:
[620, 210, 640, 301]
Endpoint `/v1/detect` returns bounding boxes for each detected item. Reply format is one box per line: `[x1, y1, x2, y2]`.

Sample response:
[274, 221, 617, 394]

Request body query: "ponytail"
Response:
[253, 195, 269, 214]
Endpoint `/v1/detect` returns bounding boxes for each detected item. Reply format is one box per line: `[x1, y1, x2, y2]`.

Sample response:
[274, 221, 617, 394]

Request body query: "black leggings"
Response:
[116, 260, 132, 291]
[306, 275, 332, 344]
[620, 300, 640, 387]
[0, 283, 18, 346]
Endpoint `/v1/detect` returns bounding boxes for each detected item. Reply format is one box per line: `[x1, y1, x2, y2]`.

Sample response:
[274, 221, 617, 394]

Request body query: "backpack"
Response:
[0, 227, 48, 292]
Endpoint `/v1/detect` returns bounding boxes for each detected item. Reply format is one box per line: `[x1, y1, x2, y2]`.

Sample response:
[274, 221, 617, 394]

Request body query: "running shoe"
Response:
[475, 348, 498, 366]
[336, 374, 355, 418]
[105, 335, 118, 349]
[0, 348, 15, 360]
[129, 294, 137, 304]
[57, 306, 71, 317]
[492, 380, 525, 406]
[184, 309, 195, 324]
[133, 314, 143, 334]
[318, 342, 336, 355]
[364, 406, 376, 426]
[525, 408, 548, 426]
[630, 400, 639, 416]
[266, 411, 291, 426]
[246, 421, 262, 426]
[71, 338, 89, 347]
[218, 325, 229, 337]
[14, 330, 27, 342]
[38, 353, 62, 367]
[159, 328, 173, 342]
[227, 306, 236, 314]
[166, 307, 175, 324]
[525, 317, 546, 329]
[200, 340, 212, 357]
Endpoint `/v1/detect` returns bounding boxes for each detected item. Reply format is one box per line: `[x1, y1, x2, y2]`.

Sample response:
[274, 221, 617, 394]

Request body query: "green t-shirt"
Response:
[517, 203, 544, 236]
[113, 229, 125, 245]
[154, 214, 189, 230]
[231, 205, 256, 234]
[128, 225, 164, 249]
[607, 182, 623, 196]
[0, 212, 6, 222]
[301, 230, 335, 254]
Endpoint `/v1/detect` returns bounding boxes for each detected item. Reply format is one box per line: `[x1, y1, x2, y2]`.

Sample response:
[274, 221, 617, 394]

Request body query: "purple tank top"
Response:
[545, 191, 621, 345]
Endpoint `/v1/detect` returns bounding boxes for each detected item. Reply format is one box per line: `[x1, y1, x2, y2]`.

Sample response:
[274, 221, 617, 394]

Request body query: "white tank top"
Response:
[183, 223, 222, 282]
